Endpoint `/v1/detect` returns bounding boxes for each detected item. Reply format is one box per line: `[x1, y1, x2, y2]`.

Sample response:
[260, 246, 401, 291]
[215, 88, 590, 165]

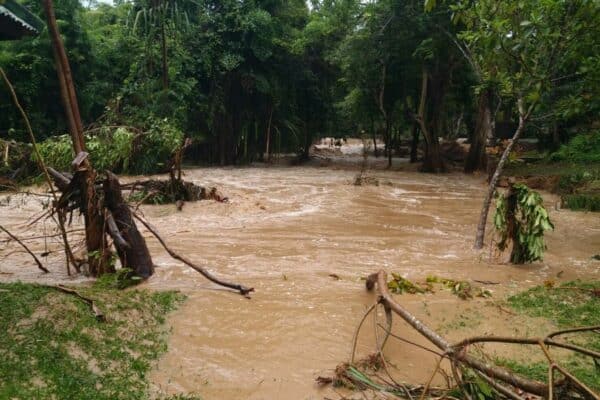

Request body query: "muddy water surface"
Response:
[1, 165, 599, 399]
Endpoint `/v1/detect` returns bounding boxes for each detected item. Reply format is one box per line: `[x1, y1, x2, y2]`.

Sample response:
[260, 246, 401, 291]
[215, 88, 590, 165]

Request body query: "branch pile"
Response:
[319, 270, 599, 400]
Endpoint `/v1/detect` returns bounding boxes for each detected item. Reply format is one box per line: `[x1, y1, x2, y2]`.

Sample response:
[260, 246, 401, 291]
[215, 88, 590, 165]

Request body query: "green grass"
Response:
[500, 281, 600, 392]
[0, 280, 202, 400]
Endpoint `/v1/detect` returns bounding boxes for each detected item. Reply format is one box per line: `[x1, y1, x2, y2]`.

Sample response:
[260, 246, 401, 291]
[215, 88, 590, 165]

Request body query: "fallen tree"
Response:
[319, 270, 600, 399]
[45, 162, 252, 296]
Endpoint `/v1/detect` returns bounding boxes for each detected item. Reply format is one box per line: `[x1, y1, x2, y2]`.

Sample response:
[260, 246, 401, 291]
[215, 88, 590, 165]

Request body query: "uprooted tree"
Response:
[33, 0, 252, 296]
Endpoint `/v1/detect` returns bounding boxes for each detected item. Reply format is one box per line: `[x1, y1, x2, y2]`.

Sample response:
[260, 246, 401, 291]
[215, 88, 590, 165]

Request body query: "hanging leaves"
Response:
[494, 183, 554, 264]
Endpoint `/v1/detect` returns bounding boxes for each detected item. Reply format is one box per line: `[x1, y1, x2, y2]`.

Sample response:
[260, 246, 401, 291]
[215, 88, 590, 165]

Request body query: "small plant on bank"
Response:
[494, 183, 554, 264]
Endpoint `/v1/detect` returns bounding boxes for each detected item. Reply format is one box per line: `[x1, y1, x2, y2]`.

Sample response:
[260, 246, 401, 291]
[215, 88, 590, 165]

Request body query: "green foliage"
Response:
[35, 134, 74, 171]
[563, 194, 600, 212]
[94, 268, 144, 290]
[426, 275, 492, 300]
[387, 273, 429, 294]
[34, 119, 182, 175]
[494, 184, 554, 263]
[457, 369, 495, 400]
[550, 133, 600, 163]
[0, 281, 187, 399]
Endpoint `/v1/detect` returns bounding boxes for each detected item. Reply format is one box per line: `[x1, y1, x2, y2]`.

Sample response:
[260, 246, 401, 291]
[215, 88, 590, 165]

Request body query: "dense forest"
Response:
[1, 0, 598, 174]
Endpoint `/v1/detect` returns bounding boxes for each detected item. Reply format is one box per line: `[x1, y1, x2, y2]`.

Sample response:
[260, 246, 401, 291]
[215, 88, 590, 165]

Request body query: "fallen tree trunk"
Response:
[363, 270, 600, 399]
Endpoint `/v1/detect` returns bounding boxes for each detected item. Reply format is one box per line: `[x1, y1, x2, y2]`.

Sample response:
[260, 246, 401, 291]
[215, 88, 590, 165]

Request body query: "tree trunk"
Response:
[465, 89, 491, 173]
[474, 99, 529, 249]
[42, 0, 107, 275]
[410, 123, 419, 163]
[104, 172, 154, 278]
[413, 69, 445, 173]
[385, 120, 392, 169]
[265, 106, 273, 162]
[371, 118, 378, 157]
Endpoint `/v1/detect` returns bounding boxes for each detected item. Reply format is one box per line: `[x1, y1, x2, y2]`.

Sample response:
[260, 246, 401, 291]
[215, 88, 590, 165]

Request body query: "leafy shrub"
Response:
[557, 170, 595, 194]
[563, 194, 600, 212]
[550, 132, 600, 163]
[34, 119, 183, 175]
[130, 117, 183, 174]
[36, 135, 74, 171]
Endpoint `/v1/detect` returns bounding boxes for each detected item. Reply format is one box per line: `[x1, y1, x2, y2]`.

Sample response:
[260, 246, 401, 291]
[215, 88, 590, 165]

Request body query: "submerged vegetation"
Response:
[1, 0, 599, 399]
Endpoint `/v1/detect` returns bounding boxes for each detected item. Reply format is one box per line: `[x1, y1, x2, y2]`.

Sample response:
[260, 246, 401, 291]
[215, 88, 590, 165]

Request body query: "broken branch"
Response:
[0, 225, 49, 273]
[366, 270, 549, 396]
[49, 285, 105, 322]
[133, 213, 254, 297]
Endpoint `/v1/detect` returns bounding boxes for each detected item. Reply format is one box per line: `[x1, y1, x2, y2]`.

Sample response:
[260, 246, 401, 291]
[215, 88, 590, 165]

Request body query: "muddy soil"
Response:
[1, 158, 598, 400]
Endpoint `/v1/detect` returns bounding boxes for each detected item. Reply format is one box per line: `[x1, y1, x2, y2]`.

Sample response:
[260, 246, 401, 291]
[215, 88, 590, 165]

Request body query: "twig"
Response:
[1, 67, 77, 274]
[133, 213, 254, 297]
[49, 285, 105, 322]
[350, 303, 377, 364]
[418, 355, 445, 400]
[0, 225, 49, 273]
[452, 335, 600, 359]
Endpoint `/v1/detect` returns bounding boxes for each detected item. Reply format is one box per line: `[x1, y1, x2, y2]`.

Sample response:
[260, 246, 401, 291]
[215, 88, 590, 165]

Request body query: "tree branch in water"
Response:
[133, 213, 254, 298]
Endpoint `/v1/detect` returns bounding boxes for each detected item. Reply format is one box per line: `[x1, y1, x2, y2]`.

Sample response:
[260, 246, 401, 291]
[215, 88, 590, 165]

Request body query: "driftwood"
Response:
[355, 270, 600, 400]
[0, 225, 49, 273]
[133, 213, 254, 297]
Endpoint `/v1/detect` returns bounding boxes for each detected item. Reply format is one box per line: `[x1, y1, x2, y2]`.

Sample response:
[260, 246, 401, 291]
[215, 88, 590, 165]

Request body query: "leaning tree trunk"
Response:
[104, 172, 154, 278]
[42, 0, 108, 275]
[474, 99, 530, 249]
[465, 89, 492, 173]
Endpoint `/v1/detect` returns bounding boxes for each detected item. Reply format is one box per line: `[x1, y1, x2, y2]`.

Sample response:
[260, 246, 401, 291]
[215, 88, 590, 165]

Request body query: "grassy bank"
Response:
[0, 279, 200, 400]
[500, 280, 600, 392]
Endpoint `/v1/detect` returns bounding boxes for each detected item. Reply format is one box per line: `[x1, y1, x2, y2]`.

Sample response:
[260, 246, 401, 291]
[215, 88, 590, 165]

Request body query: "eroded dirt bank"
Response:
[1, 164, 599, 399]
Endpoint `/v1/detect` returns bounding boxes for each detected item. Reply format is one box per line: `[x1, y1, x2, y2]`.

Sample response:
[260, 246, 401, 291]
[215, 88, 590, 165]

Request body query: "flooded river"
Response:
[1, 162, 599, 399]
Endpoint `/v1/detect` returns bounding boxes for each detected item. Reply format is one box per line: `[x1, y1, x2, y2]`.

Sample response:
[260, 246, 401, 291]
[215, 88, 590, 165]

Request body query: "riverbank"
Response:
[0, 278, 200, 400]
[1, 164, 599, 399]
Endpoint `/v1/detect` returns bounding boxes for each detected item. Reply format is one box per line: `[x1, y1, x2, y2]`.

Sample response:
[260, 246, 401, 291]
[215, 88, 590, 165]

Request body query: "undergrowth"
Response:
[0, 280, 201, 400]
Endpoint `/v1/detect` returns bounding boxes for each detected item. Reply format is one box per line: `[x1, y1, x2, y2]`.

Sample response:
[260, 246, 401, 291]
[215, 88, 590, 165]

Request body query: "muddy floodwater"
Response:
[1, 162, 599, 399]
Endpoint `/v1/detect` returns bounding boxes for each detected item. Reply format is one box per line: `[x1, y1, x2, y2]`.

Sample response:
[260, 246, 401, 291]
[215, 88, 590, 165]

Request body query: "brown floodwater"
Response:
[1, 160, 599, 399]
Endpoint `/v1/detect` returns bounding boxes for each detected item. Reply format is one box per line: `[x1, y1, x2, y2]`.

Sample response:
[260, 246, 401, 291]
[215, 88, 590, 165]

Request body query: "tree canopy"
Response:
[0, 0, 598, 171]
